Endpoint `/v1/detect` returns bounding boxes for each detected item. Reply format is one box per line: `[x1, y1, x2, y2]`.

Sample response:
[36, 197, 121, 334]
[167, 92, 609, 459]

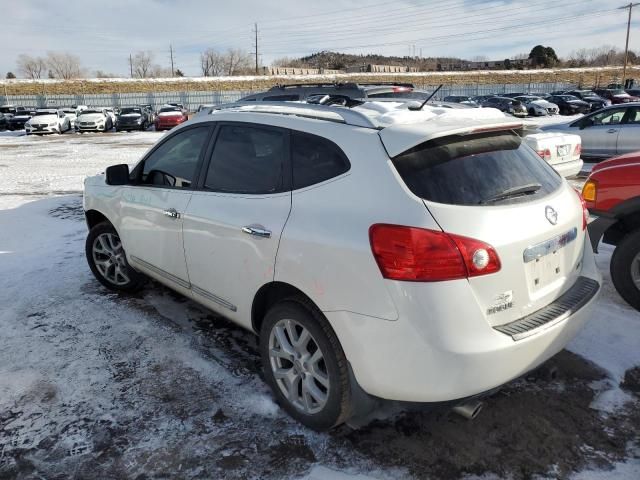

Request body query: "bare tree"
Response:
[223, 48, 252, 76]
[16, 54, 47, 79]
[132, 51, 154, 78]
[46, 52, 83, 79]
[200, 48, 225, 76]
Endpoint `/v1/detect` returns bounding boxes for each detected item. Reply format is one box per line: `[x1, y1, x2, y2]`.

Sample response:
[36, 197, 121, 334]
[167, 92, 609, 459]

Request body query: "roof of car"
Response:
[201, 100, 520, 157]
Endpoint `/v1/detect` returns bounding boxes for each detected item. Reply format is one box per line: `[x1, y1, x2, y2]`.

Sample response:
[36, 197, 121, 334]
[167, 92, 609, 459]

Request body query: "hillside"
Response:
[1, 66, 637, 96]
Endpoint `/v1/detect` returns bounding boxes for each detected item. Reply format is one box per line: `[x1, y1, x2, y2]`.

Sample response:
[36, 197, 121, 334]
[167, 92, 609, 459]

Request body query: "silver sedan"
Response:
[540, 103, 640, 160]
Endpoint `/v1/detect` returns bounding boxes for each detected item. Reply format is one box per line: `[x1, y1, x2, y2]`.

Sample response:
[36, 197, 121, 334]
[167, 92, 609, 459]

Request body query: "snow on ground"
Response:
[0, 129, 638, 479]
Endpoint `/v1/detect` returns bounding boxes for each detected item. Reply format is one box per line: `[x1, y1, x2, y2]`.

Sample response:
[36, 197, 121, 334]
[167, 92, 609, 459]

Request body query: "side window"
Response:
[204, 125, 285, 194]
[141, 126, 209, 188]
[291, 131, 350, 189]
[591, 109, 626, 126]
[624, 107, 640, 124]
[263, 94, 300, 101]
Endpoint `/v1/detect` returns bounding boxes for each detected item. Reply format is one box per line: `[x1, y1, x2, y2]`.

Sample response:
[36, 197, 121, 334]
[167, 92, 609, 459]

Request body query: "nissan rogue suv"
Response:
[83, 100, 601, 430]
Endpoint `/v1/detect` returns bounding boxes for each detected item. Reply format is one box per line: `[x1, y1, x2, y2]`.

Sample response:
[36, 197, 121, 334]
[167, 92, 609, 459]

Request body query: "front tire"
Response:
[260, 298, 352, 430]
[86, 222, 145, 292]
[610, 229, 640, 311]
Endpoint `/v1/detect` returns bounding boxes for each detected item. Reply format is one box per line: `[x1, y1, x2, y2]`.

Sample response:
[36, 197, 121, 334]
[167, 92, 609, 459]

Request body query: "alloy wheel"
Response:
[92, 232, 130, 286]
[268, 318, 330, 415]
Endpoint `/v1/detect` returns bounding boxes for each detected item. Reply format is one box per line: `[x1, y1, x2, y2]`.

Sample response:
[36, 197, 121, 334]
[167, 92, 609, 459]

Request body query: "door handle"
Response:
[242, 225, 271, 238]
[163, 208, 180, 219]
[607, 128, 618, 133]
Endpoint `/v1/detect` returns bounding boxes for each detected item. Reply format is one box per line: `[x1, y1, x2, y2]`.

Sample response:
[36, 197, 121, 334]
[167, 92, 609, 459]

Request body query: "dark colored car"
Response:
[626, 89, 640, 98]
[584, 151, 640, 311]
[154, 106, 188, 131]
[593, 88, 639, 105]
[547, 95, 591, 115]
[565, 90, 609, 111]
[115, 107, 150, 132]
[0, 105, 17, 122]
[7, 108, 36, 130]
[239, 82, 419, 102]
[0, 112, 7, 131]
[442, 95, 479, 106]
[480, 96, 528, 117]
[139, 104, 156, 123]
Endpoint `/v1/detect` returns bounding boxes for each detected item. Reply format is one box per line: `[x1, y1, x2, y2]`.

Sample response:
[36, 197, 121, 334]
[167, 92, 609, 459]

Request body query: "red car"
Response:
[584, 151, 640, 310]
[154, 106, 188, 131]
[593, 88, 639, 105]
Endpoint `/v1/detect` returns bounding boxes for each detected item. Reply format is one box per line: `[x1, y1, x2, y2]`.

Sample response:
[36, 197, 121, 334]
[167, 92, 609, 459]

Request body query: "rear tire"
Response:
[260, 298, 352, 430]
[610, 229, 640, 311]
[86, 222, 145, 292]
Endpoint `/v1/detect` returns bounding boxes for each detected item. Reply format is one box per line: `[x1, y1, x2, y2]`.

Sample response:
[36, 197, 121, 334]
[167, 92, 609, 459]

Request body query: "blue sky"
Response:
[1, 0, 638, 77]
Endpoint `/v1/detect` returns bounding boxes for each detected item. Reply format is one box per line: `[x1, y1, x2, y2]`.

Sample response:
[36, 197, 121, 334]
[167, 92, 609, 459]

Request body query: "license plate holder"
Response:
[557, 144, 570, 157]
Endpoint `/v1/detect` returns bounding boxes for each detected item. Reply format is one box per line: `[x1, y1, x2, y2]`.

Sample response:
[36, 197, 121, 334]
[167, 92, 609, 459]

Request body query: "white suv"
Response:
[83, 101, 601, 430]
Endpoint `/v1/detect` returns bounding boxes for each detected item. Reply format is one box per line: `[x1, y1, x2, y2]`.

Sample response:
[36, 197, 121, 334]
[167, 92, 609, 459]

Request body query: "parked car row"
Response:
[0, 103, 188, 134]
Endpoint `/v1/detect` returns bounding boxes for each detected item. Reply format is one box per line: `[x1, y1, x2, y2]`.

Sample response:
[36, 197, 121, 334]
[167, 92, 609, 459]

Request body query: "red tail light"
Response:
[574, 144, 582, 156]
[536, 148, 552, 161]
[574, 189, 588, 230]
[369, 224, 501, 282]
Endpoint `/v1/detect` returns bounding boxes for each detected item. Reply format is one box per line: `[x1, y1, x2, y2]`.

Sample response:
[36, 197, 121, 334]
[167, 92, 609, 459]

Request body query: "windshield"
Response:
[80, 110, 102, 115]
[120, 108, 142, 114]
[160, 107, 180, 112]
[35, 111, 56, 116]
[391, 131, 561, 206]
[610, 89, 627, 95]
[558, 95, 579, 101]
[0, 107, 15, 113]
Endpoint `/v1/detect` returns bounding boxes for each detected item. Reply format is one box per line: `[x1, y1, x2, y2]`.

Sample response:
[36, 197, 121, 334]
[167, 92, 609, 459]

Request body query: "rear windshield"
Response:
[391, 131, 561, 206]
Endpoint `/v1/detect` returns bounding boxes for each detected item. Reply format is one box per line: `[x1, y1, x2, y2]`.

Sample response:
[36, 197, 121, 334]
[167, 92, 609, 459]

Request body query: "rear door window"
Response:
[391, 131, 561, 206]
[204, 124, 286, 194]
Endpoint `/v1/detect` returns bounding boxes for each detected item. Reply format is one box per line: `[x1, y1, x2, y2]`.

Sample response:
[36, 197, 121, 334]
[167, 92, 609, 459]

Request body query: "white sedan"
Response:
[76, 109, 114, 133]
[515, 96, 559, 116]
[25, 109, 72, 135]
[523, 129, 583, 178]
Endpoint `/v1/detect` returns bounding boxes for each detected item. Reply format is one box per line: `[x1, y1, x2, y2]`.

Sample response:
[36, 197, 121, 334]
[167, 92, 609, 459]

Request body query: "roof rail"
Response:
[269, 82, 359, 90]
[209, 101, 379, 129]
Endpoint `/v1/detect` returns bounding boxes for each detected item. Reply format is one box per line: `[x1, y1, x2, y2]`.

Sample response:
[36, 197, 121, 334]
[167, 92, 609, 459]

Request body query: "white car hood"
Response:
[13, 115, 32, 120]
[78, 114, 106, 122]
[28, 114, 57, 123]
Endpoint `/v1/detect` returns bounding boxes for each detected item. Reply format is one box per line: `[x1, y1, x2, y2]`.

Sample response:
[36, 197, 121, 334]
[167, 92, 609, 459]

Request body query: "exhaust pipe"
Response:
[452, 400, 484, 420]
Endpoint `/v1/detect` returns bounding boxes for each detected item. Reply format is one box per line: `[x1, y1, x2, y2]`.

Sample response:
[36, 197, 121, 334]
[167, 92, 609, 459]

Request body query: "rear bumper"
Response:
[327, 236, 601, 403]
[551, 159, 583, 178]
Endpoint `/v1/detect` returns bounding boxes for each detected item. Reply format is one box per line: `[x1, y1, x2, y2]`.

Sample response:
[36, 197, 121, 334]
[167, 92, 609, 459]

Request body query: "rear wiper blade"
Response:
[479, 183, 542, 204]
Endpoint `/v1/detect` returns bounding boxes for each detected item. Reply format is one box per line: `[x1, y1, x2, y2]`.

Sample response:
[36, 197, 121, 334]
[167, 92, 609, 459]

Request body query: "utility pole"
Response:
[252, 23, 259, 74]
[129, 54, 133, 78]
[620, 2, 639, 87]
[169, 44, 175, 77]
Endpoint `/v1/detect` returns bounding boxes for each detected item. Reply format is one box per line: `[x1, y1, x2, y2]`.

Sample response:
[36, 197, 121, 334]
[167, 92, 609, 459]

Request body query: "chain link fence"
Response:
[0, 82, 576, 111]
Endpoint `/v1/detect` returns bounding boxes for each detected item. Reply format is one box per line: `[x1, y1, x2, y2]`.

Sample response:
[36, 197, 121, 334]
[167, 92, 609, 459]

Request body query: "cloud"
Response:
[0, 0, 637, 77]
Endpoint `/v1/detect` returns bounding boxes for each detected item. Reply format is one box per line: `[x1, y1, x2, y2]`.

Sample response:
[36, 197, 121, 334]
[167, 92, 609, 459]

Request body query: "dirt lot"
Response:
[0, 131, 639, 479]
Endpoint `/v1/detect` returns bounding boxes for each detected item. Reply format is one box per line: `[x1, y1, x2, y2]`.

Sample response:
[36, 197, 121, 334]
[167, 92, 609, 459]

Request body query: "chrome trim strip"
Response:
[494, 276, 599, 341]
[130, 255, 191, 289]
[523, 227, 578, 263]
[191, 284, 238, 312]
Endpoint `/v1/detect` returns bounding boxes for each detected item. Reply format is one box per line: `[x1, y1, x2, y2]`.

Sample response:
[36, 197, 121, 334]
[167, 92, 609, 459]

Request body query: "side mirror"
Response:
[105, 164, 130, 186]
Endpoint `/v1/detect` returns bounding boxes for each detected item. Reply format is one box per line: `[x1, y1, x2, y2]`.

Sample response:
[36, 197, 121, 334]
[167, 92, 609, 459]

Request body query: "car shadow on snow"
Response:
[1, 195, 638, 480]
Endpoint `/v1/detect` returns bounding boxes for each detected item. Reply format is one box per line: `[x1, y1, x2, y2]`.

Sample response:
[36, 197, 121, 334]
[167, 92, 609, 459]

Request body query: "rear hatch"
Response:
[384, 129, 586, 326]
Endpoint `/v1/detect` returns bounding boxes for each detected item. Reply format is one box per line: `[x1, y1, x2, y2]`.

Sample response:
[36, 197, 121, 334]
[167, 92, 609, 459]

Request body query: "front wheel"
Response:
[610, 229, 640, 311]
[86, 222, 145, 292]
[260, 298, 352, 430]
